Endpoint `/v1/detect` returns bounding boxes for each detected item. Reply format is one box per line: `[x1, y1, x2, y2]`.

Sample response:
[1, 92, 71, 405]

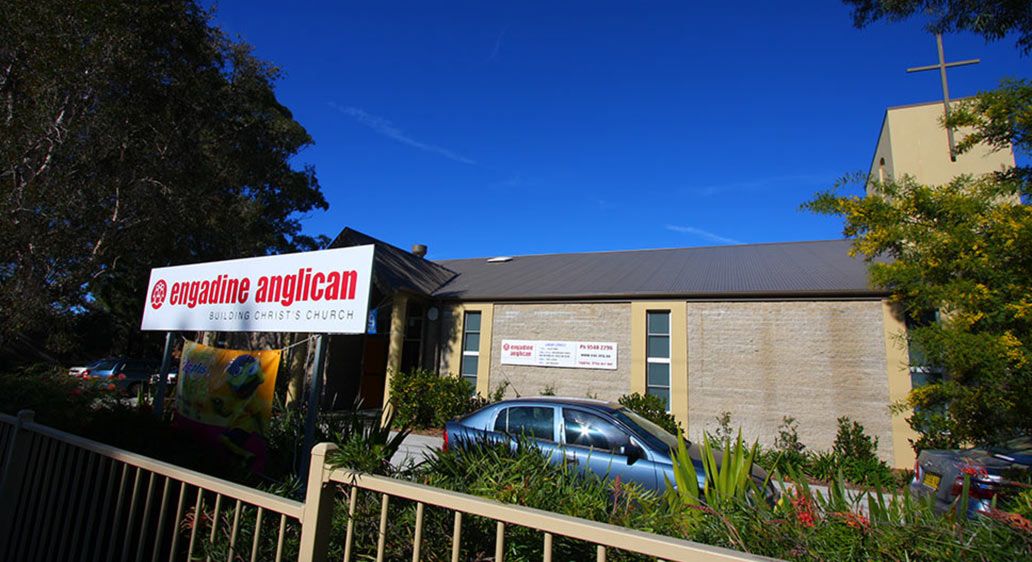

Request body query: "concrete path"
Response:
[390, 432, 443, 467]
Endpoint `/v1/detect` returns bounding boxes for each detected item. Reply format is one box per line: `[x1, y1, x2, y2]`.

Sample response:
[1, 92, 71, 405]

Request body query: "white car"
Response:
[150, 370, 178, 385]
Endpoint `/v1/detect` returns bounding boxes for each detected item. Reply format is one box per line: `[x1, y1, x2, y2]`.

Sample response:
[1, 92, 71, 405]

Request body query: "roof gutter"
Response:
[431, 289, 889, 304]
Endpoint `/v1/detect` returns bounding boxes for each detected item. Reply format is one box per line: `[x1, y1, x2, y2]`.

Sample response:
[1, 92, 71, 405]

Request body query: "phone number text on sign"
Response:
[500, 340, 617, 370]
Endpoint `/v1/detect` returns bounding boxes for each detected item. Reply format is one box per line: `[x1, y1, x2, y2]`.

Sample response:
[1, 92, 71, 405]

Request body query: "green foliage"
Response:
[617, 392, 680, 436]
[414, 438, 683, 561]
[324, 403, 409, 475]
[0, 365, 259, 479]
[947, 78, 1032, 192]
[0, 0, 327, 357]
[807, 171, 1032, 447]
[755, 417, 899, 488]
[1004, 488, 1032, 519]
[832, 0, 1032, 454]
[756, 417, 810, 477]
[774, 416, 806, 454]
[706, 410, 735, 443]
[490, 380, 510, 402]
[323, 438, 683, 561]
[672, 433, 1032, 560]
[388, 368, 482, 429]
[843, 0, 1032, 54]
[834, 416, 879, 461]
[668, 432, 766, 518]
[539, 383, 557, 396]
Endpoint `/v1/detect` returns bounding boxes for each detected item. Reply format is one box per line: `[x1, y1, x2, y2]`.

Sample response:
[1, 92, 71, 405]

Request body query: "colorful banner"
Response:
[175, 340, 281, 472]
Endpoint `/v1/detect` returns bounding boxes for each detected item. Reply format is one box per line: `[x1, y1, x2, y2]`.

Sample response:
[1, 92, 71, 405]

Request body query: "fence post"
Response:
[0, 410, 37, 557]
[297, 442, 338, 562]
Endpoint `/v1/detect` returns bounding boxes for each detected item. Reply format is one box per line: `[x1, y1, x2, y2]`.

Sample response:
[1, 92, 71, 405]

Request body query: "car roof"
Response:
[491, 396, 622, 412]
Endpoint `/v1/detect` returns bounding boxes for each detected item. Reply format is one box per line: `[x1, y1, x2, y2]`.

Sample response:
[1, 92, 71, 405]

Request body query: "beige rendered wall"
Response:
[685, 300, 904, 465]
[867, 118, 894, 194]
[869, 101, 1015, 188]
[488, 303, 632, 401]
[439, 303, 494, 396]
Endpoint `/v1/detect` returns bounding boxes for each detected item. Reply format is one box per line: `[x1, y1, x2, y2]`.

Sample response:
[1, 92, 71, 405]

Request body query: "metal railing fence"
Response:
[0, 411, 303, 562]
[1, 412, 768, 562]
[300, 443, 768, 562]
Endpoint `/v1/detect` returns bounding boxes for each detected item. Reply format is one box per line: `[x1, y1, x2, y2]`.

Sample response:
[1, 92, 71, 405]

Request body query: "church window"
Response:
[646, 311, 671, 411]
[460, 311, 481, 389]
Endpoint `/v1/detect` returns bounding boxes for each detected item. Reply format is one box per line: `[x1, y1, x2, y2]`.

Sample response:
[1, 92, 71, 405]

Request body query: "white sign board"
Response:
[140, 245, 374, 334]
[500, 339, 618, 370]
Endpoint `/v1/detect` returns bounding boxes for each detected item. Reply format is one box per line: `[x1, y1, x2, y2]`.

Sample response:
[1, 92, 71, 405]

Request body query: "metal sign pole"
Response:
[154, 332, 174, 417]
[299, 333, 329, 482]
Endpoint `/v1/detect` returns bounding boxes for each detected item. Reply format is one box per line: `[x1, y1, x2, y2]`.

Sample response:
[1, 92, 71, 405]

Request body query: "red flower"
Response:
[984, 508, 1032, 534]
[117, 374, 126, 380]
[790, 488, 817, 528]
[832, 511, 870, 531]
[70, 388, 82, 397]
[106, 383, 116, 391]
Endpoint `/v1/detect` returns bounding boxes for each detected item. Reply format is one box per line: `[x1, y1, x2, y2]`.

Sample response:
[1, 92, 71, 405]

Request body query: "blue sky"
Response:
[208, 1, 1028, 260]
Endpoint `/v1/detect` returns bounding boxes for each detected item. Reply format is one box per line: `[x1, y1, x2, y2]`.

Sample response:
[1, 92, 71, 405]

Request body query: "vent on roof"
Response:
[486, 256, 513, 263]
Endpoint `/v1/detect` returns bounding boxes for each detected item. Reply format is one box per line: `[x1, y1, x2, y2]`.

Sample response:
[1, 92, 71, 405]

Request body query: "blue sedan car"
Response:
[444, 397, 774, 498]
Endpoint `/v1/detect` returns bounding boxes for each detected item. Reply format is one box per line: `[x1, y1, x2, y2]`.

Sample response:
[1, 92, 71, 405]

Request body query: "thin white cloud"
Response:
[665, 225, 742, 245]
[488, 26, 507, 61]
[330, 103, 475, 165]
[689, 173, 832, 197]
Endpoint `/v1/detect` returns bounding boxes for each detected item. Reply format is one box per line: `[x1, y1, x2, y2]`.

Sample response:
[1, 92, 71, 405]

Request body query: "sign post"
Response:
[299, 334, 328, 480]
[153, 331, 175, 416]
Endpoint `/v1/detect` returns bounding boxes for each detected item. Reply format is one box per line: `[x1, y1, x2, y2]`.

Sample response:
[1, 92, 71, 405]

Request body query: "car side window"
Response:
[494, 407, 555, 441]
[563, 409, 631, 452]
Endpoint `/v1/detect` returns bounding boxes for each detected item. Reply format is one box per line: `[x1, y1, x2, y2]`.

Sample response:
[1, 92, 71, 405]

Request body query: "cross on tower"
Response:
[906, 33, 980, 161]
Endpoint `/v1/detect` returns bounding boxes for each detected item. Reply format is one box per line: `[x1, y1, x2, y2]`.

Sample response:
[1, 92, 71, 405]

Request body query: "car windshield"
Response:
[1001, 436, 1032, 453]
[87, 359, 118, 370]
[612, 408, 683, 451]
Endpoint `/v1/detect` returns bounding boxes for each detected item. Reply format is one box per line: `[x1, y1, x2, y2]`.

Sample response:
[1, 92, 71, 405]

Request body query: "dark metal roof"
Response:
[328, 228, 456, 297]
[432, 239, 883, 301]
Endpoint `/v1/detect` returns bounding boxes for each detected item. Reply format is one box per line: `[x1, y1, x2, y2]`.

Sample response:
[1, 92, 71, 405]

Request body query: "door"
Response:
[493, 405, 562, 462]
[560, 408, 660, 492]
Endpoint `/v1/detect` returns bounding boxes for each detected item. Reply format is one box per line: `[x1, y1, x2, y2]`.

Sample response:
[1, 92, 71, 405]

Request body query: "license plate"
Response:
[923, 473, 941, 490]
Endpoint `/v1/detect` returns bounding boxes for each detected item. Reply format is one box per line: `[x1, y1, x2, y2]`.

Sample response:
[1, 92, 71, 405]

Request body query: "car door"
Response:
[560, 408, 659, 491]
[493, 405, 562, 462]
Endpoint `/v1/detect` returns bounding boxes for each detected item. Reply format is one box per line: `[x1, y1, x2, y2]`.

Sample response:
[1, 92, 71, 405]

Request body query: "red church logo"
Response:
[150, 280, 168, 309]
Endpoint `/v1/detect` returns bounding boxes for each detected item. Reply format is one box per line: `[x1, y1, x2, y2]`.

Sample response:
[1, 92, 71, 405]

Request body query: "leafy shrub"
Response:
[324, 403, 409, 475]
[706, 410, 735, 443]
[668, 431, 1032, 560]
[831, 417, 894, 486]
[617, 392, 680, 436]
[0, 364, 118, 427]
[416, 438, 683, 560]
[389, 368, 483, 429]
[774, 416, 805, 454]
[833, 416, 878, 460]
[490, 380, 510, 402]
[756, 417, 809, 476]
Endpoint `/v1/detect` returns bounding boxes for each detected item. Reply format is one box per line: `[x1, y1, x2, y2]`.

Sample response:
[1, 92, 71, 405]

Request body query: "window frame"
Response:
[645, 310, 672, 411]
[493, 405, 558, 442]
[559, 407, 635, 453]
[459, 311, 482, 388]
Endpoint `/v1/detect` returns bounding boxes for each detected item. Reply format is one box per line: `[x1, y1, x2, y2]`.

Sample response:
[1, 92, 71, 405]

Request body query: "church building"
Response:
[316, 97, 1014, 471]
